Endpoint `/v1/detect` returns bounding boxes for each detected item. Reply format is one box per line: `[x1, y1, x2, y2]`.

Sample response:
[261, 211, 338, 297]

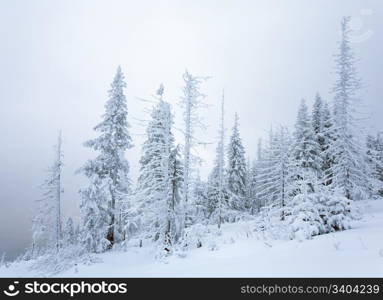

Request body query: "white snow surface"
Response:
[1, 200, 382, 277]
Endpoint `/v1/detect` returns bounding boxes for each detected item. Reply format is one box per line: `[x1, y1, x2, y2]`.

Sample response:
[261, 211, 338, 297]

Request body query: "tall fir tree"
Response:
[321, 101, 336, 186]
[329, 17, 370, 200]
[245, 157, 256, 213]
[312, 93, 338, 186]
[204, 93, 232, 227]
[247, 159, 258, 214]
[255, 127, 291, 218]
[255, 135, 273, 209]
[252, 138, 265, 211]
[272, 127, 291, 219]
[169, 144, 184, 221]
[227, 113, 247, 210]
[217, 93, 226, 227]
[137, 85, 182, 253]
[32, 131, 63, 255]
[206, 150, 230, 225]
[79, 66, 133, 252]
[366, 133, 383, 197]
[312, 93, 325, 174]
[180, 70, 207, 228]
[290, 99, 322, 195]
[312, 93, 324, 140]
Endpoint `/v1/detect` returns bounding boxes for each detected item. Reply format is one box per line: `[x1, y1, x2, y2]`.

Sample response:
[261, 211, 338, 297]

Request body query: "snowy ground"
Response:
[1, 200, 382, 277]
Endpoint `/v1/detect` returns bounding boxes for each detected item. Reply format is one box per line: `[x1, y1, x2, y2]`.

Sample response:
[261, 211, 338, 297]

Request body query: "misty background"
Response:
[0, 0, 382, 260]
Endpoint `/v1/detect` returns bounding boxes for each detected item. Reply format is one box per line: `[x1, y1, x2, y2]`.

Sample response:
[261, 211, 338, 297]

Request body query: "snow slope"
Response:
[1, 200, 382, 277]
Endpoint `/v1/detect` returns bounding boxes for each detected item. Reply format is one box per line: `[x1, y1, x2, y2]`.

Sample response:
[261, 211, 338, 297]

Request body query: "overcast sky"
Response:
[0, 0, 382, 260]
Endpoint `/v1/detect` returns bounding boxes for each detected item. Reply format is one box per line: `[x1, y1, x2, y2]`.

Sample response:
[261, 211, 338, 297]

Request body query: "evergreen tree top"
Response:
[85, 66, 133, 153]
[333, 16, 361, 102]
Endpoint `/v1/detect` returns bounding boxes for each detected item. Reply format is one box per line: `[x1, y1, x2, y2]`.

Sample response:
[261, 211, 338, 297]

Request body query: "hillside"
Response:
[1, 200, 382, 278]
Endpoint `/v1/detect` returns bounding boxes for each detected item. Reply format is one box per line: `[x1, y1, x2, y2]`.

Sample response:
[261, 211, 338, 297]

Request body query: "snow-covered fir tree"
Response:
[247, 159, 259, 214]
[255, 136, 272, 209]
[192, 173, 209, 221]
[207, 94, 228, 228]
[32, 131, 63, 255]
[328, 16, 370, 200]
[272, 127, 291, 219]
[227, 113, 247, 211]
[285, 100, 325, 238]
[169, 144, 184, 218]
[63, 217, 76, 246]
[206, 157, 230, 225]
[288, 95, 356, 240]
[79, 66, 133, 252]
[255, 127, 291, 219]
[312, 93, 324, 141]
[137, 85, 182, 253]
[245, 157, 256, 213]
[321, 101, 336, 186]
[366, 133, 383, 197]
[288, 193, 327, 241]
[251, 138, 264, 212]
[311, 93, 325, 176]
[206, 164, 223, 223]
[80, 175, 110, 252]
[311, 94, 339, 187]
[179, 70, 207, 228]
[290, 99, 322, 195]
